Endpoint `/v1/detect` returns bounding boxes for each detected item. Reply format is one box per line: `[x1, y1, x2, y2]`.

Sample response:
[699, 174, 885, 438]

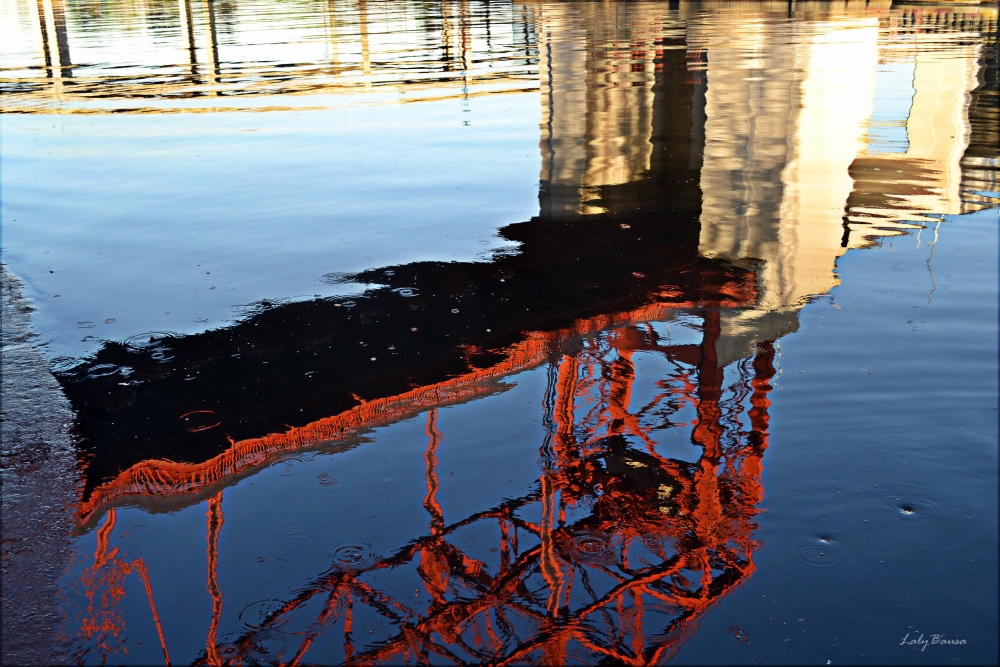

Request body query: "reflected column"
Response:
[179, 0, 198, 81]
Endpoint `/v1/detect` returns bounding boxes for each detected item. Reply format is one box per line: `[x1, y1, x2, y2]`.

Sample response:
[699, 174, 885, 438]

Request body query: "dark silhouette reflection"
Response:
[48, 3, 997, 665]
[55, 12, 776, 661]
[62, 312, 776, 665]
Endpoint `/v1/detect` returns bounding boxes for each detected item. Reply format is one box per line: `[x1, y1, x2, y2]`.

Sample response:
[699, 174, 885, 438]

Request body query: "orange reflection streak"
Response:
[66, 509, 172, 664]
[423, 409, 445, 536]
[205, 493, 224, 667]
[175, 320, 775, 665]
[77, 298, 752, 524]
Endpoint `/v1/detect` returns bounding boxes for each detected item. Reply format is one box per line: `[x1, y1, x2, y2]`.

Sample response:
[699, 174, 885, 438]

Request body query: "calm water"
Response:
[1, 1, 997, 664]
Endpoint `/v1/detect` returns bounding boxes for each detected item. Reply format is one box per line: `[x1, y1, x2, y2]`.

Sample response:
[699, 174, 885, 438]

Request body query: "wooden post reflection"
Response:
[179, 0, 198, 79]
[358, 0, 371, 84]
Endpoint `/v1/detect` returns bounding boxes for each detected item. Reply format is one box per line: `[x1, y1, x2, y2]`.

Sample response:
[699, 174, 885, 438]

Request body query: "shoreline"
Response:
[1, 263, 78, 665]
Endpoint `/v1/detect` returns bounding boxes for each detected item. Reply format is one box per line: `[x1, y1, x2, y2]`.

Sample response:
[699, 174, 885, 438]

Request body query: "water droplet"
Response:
[331, 543, 379, 571]
[796, 544, 840, 568]
[567, 533, 612, 562]
[317, 472, 339, 486]
[727, 625, 751, 644]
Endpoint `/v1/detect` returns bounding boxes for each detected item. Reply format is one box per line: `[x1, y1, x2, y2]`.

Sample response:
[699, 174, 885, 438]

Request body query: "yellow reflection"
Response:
[536, 2, 658, 217]
[848, 28, 987, 225]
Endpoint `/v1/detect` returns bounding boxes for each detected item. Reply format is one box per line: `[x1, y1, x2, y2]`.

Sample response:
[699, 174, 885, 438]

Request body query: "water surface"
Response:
[1, 1, 997, 664]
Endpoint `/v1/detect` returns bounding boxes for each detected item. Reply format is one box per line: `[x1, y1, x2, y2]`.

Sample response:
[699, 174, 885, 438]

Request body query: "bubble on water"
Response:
[792, 623, 845, 657]
[331, 543, 379, 571]
[451, 308, 460, 313]
[566, 533, 612, 562]
[393, 287, 419, 297]
[317, 472, 340, 486]
[77, 321, 96, 329]
[632, 272, 645, 278]
[726, 625, 751, 644]
[620, 224, 631, 229]
[796, 544, 840, 568]
[342, 300, 357, 308]
[384, 270, 395, 276]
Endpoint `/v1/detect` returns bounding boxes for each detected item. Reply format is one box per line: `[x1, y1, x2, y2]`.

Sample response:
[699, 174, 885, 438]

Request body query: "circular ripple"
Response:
[268, 527, 328, 563]
[180, 410, 220, 433]
[77, 321, 96, 329]
[726, 625, 751, 644]
[536, 457, 555, 471]
[239, 599, 288, 630]
[877, 493, 955, 520]
[392, 287, 419, 298]
[87, 364, 120, 378]
[149, 347, 175, 363]
[331, 543, 379, 571]
[217, 643, 240, 660]
[247, 630, 287, 661]
[123, 331, 178, 352]
[640, 535, 662, 550]
[342, 300, 357, 308]
[567, 533, 612, 562]
[795, 544, 840, 568]
[792, 623, 845, 656]
[317, 472, 340, 486]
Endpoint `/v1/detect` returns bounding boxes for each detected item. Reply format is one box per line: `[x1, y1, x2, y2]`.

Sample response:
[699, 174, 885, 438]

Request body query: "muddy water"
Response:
[1, 1, 997, 665]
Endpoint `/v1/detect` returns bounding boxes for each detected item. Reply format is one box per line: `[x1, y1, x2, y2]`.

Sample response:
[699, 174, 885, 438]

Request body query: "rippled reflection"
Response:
[5, 0, 993, 664]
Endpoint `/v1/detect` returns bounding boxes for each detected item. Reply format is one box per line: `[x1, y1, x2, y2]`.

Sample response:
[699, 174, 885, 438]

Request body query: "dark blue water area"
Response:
[673, 208, 998, 665]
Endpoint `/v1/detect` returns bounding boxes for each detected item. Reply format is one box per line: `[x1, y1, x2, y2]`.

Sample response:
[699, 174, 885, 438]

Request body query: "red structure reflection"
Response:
[62, 305, 775, 665]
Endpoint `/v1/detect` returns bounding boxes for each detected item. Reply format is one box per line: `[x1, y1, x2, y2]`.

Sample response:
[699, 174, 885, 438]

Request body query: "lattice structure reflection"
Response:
[66, 311, 775, 665]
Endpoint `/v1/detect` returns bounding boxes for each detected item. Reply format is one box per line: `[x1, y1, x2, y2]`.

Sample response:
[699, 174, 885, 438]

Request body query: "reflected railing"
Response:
[61, 307, 776, 665]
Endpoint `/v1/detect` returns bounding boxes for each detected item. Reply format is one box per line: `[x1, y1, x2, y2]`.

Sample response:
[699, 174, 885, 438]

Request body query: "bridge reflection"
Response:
[42, 1, 997, 664]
